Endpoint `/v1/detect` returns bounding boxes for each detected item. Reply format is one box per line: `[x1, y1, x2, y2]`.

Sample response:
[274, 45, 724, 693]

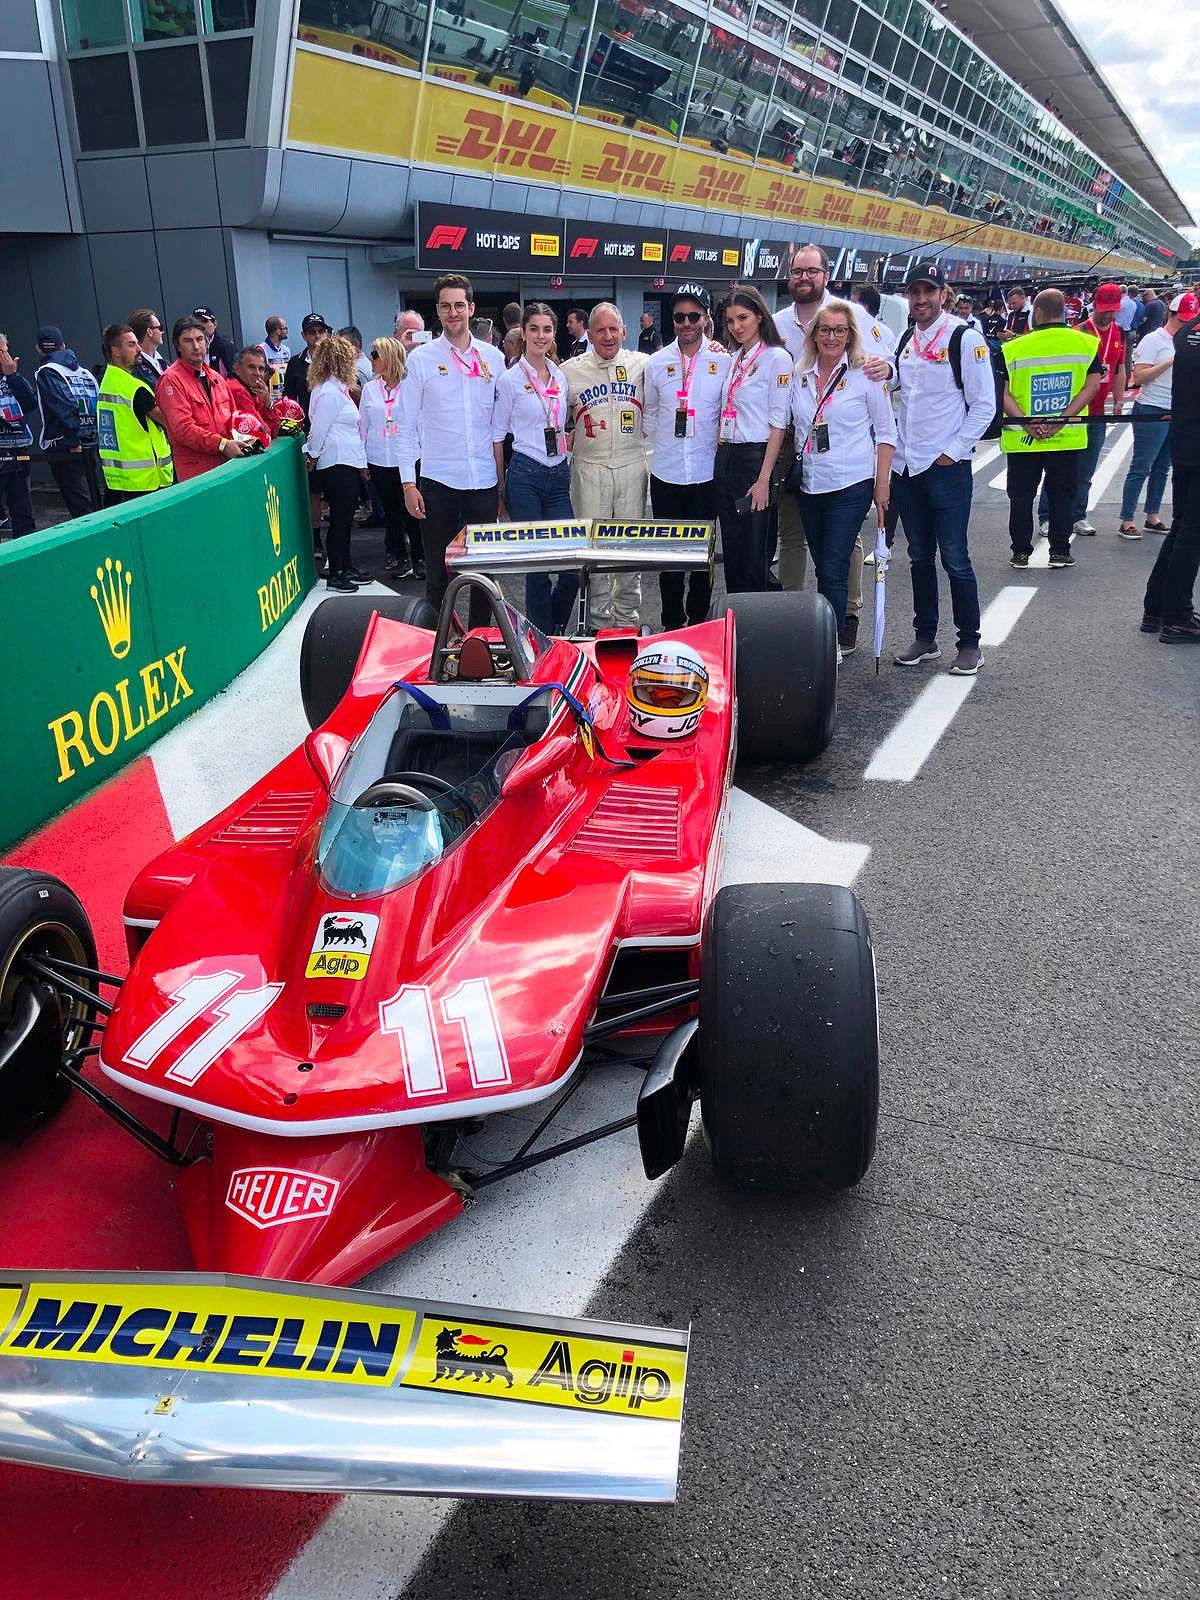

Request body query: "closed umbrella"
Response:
[872, 516, 889, 675]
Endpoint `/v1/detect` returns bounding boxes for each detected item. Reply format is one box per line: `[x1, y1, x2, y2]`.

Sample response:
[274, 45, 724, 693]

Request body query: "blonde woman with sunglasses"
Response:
[359, 336, 417, 576]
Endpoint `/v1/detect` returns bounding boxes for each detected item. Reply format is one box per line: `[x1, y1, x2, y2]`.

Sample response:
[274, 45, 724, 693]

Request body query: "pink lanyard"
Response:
[520, 359, 560, 430]
[911, 319, 949, 361]
[805, 362, 847, 452]
[449, 342, 482, 380]
[725, 342, 762, 413]
[379, 378, 402, 427]
[676, 347, 701, 404]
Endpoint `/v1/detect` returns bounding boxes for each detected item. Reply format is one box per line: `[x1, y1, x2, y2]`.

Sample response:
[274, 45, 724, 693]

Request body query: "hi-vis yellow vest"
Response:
[97, 364, 173, 491]
[1001, 326, 1099, 453]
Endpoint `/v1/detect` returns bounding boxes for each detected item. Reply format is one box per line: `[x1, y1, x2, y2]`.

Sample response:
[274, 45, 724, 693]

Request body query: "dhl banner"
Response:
[287, 46, 1149, 276]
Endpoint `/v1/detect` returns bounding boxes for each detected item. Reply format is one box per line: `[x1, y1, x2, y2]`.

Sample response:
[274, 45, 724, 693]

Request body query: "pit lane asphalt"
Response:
[347, 468, 1199, 1600]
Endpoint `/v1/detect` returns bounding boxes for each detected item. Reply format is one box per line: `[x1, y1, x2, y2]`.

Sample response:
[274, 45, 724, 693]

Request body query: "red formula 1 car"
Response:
[0, 542, 877, 1288]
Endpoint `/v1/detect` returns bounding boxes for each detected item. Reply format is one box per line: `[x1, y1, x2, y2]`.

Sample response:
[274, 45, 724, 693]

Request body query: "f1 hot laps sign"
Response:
[416, 201, 564, 273]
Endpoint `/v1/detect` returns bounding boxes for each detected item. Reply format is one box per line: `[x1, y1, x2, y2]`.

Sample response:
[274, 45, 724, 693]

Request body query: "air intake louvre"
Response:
[210, 791, 313, 847]
[307, 1002, 347, 1020]
[569, 784, 682, 859]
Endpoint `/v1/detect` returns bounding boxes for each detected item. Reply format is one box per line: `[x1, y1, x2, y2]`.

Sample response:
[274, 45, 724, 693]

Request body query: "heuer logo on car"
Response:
[225, 1167, 341, 1229]
[306, 911, 380, 979]
[406, 1316, 685, 1418]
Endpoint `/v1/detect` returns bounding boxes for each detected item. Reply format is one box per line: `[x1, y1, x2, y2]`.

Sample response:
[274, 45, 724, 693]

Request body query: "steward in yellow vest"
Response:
[1001, 289, 1102, 568]
[97, 323, 173, 498]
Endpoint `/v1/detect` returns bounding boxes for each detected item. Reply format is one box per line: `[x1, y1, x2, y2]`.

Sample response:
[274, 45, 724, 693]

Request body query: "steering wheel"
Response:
[352, 771, 456, 809]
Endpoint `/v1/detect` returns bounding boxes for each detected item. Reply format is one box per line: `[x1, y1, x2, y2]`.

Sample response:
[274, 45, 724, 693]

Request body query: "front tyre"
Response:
[0, 868, 97, 1138]
[698, 881, 877, 1191]
[300, 594, 438, 730]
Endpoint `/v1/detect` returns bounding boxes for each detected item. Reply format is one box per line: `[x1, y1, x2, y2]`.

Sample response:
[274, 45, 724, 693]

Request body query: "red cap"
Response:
[1094, 283, 1122, 312]
[1170, 291, 1199, 319]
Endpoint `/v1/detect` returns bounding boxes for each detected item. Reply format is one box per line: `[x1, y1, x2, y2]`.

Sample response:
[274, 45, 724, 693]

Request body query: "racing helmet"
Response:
[626, 643, 709, 741]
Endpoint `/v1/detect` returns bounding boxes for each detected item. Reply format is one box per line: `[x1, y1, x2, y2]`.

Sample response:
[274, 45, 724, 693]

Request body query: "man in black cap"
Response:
[890, 261, 996, 676]
[284, 314, 332, 569]
[1142, 294, 1200, 642]
[33, 324, 102, 518]
[192, 307, 238, 379]
[642, 284, 732, 627]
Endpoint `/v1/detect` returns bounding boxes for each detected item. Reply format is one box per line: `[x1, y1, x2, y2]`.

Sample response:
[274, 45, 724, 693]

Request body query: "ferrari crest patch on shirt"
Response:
[615, 365, 627, 382]
[776, 373, 790, 387]
[974, 345, 987, 361]
[666, 365, 676, 376]
[708, 362, 719, 374]
[871, 325, 881, 341]
[437, 364, 448, 374]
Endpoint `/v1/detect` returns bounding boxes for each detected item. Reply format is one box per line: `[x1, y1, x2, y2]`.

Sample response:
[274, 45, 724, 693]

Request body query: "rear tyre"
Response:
[300, 594, 437, 730]
[724, 590, 837, 762]
[698, 881, 877, 1192]
[0, 868, 97, 1138]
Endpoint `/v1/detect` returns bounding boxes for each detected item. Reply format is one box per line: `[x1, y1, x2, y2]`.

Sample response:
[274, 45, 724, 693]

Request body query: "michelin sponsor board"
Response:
[0, 1272, 689, 1500]
[457, 519, 713, 572]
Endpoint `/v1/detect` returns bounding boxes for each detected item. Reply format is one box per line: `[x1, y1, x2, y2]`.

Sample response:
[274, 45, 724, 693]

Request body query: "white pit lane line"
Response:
[863, 586, 1037, 783]
[268, 791, 870, 1600]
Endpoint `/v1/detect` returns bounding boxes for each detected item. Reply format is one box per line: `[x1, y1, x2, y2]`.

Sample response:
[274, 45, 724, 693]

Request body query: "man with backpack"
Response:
[34, 324, 102, 518]
[1000, 289, 1102, 571]
[890, 261, 996, 677]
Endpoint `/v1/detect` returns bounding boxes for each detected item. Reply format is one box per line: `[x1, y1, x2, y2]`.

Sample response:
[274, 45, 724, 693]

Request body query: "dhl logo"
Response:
[683, 164, 748, 205]
[762, 180, 811, 221]
[861, 202, 891, 230]
[435, 109, 567, 175]
[818, 191, 853, 223]
[583, 142, 672, 193]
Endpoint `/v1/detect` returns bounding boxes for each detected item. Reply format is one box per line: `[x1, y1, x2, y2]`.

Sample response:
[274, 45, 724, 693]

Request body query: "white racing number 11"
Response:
[124, 972, 510, 1098]
[379, 978, 510, 1097]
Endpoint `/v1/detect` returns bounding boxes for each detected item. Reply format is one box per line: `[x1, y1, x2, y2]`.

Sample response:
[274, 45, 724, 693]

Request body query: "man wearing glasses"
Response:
[129, 309, 166, 390]
[774, 243, 895, 654]
[643, 283, 732, 628]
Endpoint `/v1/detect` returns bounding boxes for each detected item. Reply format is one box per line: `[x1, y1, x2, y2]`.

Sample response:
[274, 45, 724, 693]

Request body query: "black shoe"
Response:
[661, 616, 686, 632]
[1139, 612, 1161, 633]
[347, 566, 371, 583]
[839, 614, 859, 654]
[326, 573, 356, 592]
[413, 560, 426, 580]
[1048, 549, 1075, 568]
[385, 556, 401, 575]
[1160, 617, 1200, 643]
[1010, 551, 1030, 569]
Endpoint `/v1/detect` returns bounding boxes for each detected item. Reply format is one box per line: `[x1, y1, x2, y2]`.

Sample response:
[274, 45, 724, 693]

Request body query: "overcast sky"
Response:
[1054, 0, 1200, 241]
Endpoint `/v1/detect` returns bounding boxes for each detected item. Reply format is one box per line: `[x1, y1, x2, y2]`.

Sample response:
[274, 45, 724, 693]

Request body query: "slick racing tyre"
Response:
[301, 594, 438, 730]
[725, 590, 836, 762]
[0, 868, 97, 1139]
[698, 881, 877, 1192]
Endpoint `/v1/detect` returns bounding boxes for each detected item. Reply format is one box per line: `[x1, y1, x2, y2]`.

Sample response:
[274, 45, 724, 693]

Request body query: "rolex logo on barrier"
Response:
[90, 557, 133, 660]
[266, 481, 282, 557]
[46, 554, 192, 786]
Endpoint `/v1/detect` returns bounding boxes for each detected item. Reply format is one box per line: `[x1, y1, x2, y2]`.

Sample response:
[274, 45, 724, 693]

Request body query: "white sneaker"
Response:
[1038, 521, 1049, 537]
[1073, 518, 1096, 535]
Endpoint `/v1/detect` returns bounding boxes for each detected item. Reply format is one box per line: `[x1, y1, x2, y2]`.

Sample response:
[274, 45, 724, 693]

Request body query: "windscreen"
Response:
[316, 685, 547, 896]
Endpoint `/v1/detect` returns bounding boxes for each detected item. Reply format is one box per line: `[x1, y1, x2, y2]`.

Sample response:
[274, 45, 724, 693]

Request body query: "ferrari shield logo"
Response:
[579, 721, 596, 760]
[307, 912, 380, 979]
[615, 365, 627, 382]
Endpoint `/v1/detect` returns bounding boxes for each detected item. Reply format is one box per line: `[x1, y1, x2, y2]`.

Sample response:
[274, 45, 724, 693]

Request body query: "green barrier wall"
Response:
[0, 440, 315, 850]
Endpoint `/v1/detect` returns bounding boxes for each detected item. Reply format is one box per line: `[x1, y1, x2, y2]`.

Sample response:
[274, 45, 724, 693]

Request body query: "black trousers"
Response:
[370, 465, 413, 566]
[1145, 460, 1200, 624]
[318, 464, 361, 577]
[0, 463, 35, 536]
[650, 474, 715, 627]
[713, 443, 771, 593]
[1006, 450, 1079, 556]
[420, 477, 498, 609]
[47, 448, 103, 519]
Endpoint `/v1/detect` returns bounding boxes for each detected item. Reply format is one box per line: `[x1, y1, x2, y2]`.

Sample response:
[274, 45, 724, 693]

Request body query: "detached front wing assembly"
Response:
[0, 1271, 688, 1502]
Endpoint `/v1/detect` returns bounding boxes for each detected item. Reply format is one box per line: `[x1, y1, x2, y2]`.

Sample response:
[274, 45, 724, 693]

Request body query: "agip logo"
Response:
[91, 557, 132, 660]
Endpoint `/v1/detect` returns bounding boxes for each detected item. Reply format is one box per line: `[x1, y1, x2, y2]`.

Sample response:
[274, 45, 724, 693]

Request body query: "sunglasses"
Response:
[370, 347, 381, 358]
[673, 310, 703, 323]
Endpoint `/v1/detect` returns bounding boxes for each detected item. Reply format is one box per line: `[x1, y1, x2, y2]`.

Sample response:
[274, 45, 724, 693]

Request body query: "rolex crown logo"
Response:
[91, 556, 133, 660]
[266, 480, 281, 557]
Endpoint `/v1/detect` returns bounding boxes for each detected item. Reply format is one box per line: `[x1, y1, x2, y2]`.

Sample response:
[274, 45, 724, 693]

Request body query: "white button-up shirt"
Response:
[642, 339, 732, 483]
[397, 334, 499, 488]
[307, 378, 367, 470]
[719, 344, 794, 443]
[358, 373, 406, 467]
[892, 313, 996, 476]
[790, 359, 897, 494]
[775, 291, 896, 367]
[492, 357, 570, 468]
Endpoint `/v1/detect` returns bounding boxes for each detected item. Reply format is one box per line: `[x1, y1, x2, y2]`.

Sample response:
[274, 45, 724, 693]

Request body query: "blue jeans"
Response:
[1039, 416, 1105, 524]
[1119, 404, 1171, 521]
[892, 459, 980, 649]
[503, 451, 578, 634]
[798, 477, 874, 633]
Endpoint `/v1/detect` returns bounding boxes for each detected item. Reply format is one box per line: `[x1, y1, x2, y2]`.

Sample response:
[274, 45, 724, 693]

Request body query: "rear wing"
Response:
[0, 1270, 688, 1502]
[446, 519, 714, 575]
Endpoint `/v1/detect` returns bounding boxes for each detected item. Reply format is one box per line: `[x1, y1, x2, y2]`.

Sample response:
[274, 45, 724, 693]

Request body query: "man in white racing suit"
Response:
[562, 303, 649, 627]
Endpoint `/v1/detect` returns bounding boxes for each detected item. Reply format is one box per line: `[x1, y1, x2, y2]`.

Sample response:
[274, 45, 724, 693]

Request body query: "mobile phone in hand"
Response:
[734, 492, 754, 514]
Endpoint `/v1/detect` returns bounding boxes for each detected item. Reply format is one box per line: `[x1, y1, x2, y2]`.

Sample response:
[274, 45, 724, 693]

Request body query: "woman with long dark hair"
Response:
[307, 333, 369, 591]
[493, 302, 578, 632]
[713, 285, 792, 592]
